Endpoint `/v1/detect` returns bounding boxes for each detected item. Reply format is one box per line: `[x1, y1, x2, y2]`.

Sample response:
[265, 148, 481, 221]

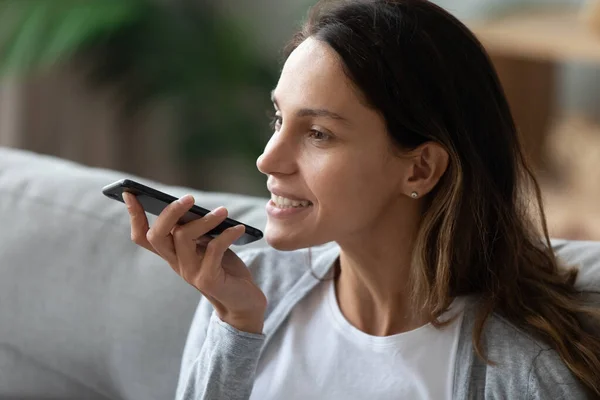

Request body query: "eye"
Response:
[309, 129, 331, 141]
[269, 113, 282, 131]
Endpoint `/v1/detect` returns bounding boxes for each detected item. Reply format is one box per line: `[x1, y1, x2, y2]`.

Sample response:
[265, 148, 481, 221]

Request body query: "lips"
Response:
[270, 193, 312, 208]
[267, 186, 313, 209]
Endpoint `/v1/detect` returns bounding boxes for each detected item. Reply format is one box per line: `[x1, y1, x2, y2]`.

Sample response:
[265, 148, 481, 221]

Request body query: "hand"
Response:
[123, 192, 267, 334]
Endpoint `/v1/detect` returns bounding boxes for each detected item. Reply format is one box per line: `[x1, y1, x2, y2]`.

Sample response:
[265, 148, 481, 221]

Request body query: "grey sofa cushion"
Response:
[0, 147, 267, 400]
[0, 343, 112, 400]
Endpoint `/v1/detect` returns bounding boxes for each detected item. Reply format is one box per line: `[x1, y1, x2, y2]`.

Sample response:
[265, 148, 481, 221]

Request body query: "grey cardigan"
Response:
[175, 244, 590, 400]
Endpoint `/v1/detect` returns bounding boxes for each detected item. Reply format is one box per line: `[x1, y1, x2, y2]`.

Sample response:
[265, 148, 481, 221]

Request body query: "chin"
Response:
[264, 225, 324, 251]
[265, 231, 306, 251]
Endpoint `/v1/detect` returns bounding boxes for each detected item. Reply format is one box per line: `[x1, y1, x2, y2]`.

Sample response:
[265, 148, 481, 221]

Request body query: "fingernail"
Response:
[211, 206, 227, 217]
[177, 194, 194, 205]
[236, 224, 246, 233]
[122, 192, 132, 206]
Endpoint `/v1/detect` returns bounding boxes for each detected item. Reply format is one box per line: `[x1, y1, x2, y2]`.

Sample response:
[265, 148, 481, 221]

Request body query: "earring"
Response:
[410, 191, 418, 199]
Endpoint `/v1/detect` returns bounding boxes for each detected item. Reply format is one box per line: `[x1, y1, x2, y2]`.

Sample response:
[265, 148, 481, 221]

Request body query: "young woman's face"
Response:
[257, 38, 410, 250]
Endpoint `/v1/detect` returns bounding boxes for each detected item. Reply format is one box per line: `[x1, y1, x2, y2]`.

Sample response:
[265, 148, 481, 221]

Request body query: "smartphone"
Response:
[102, 179, 263, 245]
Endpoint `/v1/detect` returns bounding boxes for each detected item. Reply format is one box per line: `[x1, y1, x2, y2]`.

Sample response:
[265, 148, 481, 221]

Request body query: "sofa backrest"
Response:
[0, 147, 267, 400]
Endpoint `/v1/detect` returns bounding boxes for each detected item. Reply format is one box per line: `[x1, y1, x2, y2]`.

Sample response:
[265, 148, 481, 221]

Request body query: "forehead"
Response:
[274, 38, 360, 110]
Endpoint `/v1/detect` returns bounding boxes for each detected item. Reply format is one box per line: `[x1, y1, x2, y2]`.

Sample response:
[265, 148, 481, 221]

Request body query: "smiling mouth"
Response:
[270, 194, 313, 209]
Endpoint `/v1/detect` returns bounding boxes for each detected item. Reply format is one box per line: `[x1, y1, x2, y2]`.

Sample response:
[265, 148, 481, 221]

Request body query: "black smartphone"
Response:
[102, 179, 263, 246]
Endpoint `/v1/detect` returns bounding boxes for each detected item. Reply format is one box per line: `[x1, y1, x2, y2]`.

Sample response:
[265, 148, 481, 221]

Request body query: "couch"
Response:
[1, 146, 599, 399]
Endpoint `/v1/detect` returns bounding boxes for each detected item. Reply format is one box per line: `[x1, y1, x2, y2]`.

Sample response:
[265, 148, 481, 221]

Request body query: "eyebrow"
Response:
[271, 90, 351, 126]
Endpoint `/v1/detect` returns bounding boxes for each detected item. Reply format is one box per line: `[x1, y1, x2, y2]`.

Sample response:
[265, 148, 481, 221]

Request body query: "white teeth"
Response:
[271, 194, 311, 209]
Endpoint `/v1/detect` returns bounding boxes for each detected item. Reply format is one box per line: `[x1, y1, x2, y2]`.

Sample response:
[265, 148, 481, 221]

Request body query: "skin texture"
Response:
[257, 38, 449, 335]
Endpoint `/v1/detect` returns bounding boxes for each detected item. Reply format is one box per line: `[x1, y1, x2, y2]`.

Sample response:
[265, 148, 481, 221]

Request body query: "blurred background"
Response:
[1, 0, 599, 240]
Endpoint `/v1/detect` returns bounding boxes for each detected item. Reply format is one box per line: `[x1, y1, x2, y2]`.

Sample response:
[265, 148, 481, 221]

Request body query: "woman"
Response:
[123, 0, 600, 398]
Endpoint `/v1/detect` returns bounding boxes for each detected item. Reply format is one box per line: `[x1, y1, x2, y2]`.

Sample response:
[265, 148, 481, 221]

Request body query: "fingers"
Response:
[199, 225, 246, 288]
[124, 191, 242, 289]
[174, 206, 228, 240]
[195, 236, 212, 248]
[123, 192, 157, 255]
[172, 206, 229, 282]
[146, 194, 195, 262]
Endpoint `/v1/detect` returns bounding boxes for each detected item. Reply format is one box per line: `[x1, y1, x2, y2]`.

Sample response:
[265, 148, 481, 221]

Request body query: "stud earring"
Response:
[410, 191, 418, 199]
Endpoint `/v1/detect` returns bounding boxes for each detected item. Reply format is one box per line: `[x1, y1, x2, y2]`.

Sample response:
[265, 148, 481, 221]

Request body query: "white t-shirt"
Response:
[250, 279, 465, 400]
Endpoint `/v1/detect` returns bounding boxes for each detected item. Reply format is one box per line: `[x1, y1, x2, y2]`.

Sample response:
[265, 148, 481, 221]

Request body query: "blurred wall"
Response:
[435, 0, 600, 119]
[217, 0, 313, 60]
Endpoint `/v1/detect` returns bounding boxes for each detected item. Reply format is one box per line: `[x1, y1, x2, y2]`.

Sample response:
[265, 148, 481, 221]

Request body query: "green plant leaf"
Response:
[0, 0, 142, 77]
[0, 0, 279, 165]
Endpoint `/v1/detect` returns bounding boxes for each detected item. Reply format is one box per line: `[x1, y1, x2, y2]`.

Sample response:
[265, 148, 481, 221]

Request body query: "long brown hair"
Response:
[286, 0, 600, 394]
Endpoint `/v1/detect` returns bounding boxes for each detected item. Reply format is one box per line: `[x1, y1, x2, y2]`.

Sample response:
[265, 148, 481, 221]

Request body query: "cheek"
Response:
[312, 155, 392, 230]
[264, 146, 400, 249]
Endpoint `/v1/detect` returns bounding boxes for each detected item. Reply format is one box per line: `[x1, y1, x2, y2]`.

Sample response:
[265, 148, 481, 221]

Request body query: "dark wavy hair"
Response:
[286, 0, 600, 395]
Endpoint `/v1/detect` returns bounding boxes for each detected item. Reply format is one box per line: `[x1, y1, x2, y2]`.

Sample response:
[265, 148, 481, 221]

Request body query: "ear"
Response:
[403, 142, 449, 198]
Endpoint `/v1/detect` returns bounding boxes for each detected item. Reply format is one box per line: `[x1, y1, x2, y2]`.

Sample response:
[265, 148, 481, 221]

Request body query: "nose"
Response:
[256, 131, 297, 176]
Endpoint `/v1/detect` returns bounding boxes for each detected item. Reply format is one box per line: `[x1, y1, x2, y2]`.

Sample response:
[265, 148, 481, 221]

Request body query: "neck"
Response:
[334, 205, 429, 336]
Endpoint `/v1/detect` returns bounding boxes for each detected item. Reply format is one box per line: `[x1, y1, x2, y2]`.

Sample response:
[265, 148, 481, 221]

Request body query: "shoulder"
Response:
[457, 303, 590, 399]
[526, 349, 591, 399]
